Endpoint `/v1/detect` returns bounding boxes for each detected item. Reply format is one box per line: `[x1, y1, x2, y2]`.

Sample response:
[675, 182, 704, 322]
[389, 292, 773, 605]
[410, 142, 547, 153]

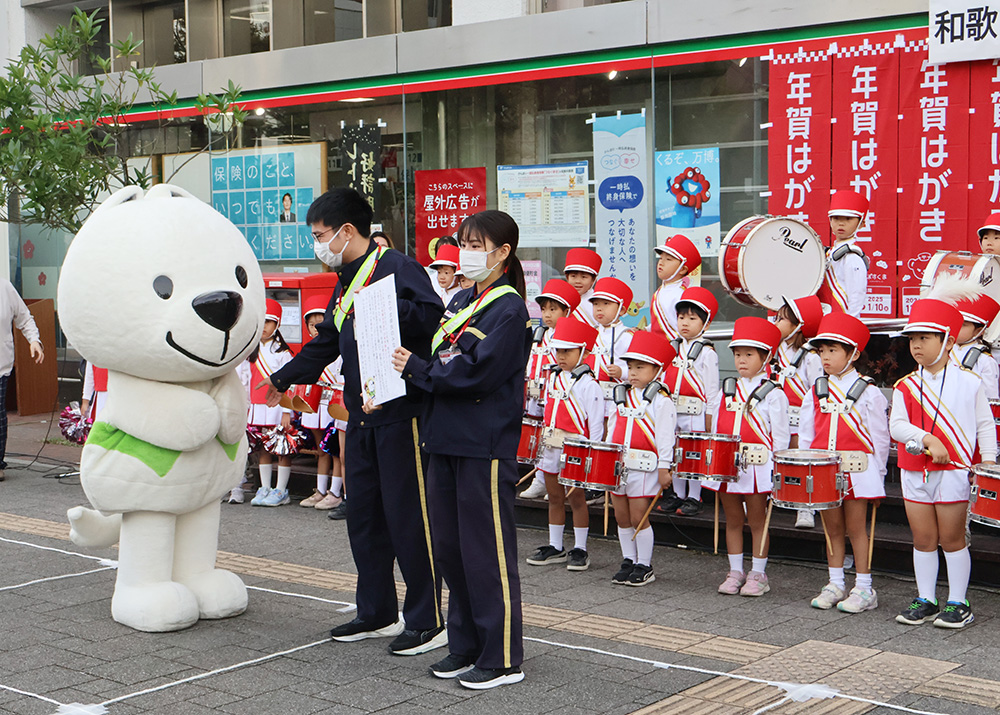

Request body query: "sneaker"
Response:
[458, 666, 525, 690]
[585, 489, 604, 505]
[315, 492, 343, 510]
[612, 558, 634, 585]
[389, 625, 448, 656]
[795, 510, 815, 529]
[327, 501, 348, 520]
[838, 587, 878, 613]
[739, 571, 770, 597]
[933, 600, 974, 629]
[430, 653, 476, 679]
[299, 490, 326, 507]
[566, 548, 590, 571]
[226, 486, 244, 504]
[677, 498, 703, 516]
[718, 570, 746, 595]
[526, 545, 567, 565]
[810, 582, 846, 610]
[626, 563, 655, 586]
[330, 617, 404, 642]
[250, 486, 271, 506]
[260, 488, 290, 507]
[895, 597, 939, 625]
[519, 479, 547, 500]
[654, 493, 683, 514]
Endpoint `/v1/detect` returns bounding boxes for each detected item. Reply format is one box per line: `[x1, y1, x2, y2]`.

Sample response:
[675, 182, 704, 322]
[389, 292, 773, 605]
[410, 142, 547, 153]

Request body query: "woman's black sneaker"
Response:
[895, 597, 939, 625]
[430, 652, 476, 678]
[612, 558, 634, 584]
[933, 601, 974, 629]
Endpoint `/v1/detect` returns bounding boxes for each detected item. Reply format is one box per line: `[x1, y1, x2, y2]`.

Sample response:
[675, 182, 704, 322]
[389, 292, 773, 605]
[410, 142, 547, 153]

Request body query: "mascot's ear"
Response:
[94, 185, 144, 215]
[145, 184, 196, 200]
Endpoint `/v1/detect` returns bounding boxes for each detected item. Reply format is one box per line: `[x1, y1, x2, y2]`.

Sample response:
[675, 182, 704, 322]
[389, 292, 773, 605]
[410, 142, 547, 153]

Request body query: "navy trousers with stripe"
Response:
[344, 418, 441, 631]
[427, 455, 523, 669]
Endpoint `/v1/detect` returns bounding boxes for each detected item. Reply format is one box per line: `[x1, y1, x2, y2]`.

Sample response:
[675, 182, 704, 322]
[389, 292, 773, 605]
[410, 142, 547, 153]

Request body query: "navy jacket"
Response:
[271, 242, 443, 428]
[404, 275, 532, 459]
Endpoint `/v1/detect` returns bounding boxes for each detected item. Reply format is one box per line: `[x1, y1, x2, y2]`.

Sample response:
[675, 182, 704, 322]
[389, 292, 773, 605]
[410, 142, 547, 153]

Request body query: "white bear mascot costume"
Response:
[58, 184, 265, 632]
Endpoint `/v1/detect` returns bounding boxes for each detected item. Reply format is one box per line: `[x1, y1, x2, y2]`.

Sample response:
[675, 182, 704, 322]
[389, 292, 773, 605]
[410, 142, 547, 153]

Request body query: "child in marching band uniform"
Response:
[247, 300, 296, 507]
[891, 292, 997, 629]
[799, 314, 889, 613]
[660, 287, 719, 516]
[80, 361, 109, 422]
[563, 247, 602, 328]
[773, 295, 825, 529]
[430, 244, 463, 306]
[818, 190, 869, 317]
[975, 215, 1000, 372]
[951, 294, 1000, 401]
[521, 280, 581, 500]
[650, 234, 701, 341]
[525, 318, 605, 572]
[607, 331, 677, 587]
[707, 317, 789, 597]
[586, 277, 635, 412]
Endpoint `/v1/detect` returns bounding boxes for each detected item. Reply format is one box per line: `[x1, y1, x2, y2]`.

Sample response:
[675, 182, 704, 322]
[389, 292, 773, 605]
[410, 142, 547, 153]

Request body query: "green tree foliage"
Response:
[0, 8, 246, 234]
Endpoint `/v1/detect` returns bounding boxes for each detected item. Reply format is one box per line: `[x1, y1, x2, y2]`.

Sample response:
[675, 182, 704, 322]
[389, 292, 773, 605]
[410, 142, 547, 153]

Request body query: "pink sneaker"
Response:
[314, 492, 343, 510]
[739, 571, 770, 597]
[718, 570, 746, 595]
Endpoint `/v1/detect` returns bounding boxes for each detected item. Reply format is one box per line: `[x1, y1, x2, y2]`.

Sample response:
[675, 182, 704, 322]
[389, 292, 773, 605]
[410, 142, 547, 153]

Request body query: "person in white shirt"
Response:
[0, 279, 44, 481]
[650, 234, 701, 341]
[817, 189, 869, 317]
[429, 244, 462, 306]
[586, 276, 635, 412]
[563, 247, 602, 329]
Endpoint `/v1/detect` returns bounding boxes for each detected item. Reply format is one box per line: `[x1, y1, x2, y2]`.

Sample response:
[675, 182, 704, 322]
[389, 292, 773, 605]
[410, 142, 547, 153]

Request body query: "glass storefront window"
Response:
[303, 0, 364, 44]
[224, 0, 272, 56]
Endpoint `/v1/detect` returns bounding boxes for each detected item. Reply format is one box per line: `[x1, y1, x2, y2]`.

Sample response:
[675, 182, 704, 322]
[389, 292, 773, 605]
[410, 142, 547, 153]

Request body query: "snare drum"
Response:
[674, 433, 741, 482]
[517, 417, 544, 465]
[990, 399, 1000, 425]
[971, 464, 1000, 528]
[719, 216, 826, 310]
[772, 449, 845, 510]
[292, 384, 323, 414]
[557, 437, 624, 491]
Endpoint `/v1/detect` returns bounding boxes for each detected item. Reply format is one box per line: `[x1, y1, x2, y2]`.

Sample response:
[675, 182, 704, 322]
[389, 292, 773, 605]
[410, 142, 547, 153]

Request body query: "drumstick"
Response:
[632, 488, 663, 539]
[516, 468, 538, 487]
[818, 510, 834, 556]
[603, 492, 609, 536]
[758, 500, 773, 558]
[868, 501, 878, 568]
[566, 486, 576, 497]
[713, 495, 720, 556]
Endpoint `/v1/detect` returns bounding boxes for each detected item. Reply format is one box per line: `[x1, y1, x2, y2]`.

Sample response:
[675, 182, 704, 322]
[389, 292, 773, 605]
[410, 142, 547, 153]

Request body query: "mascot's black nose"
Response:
[193, 291, 243, 332]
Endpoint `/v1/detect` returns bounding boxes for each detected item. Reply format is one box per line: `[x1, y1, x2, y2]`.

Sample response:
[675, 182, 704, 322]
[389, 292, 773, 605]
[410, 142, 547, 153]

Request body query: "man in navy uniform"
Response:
[259, 188, 446, 656]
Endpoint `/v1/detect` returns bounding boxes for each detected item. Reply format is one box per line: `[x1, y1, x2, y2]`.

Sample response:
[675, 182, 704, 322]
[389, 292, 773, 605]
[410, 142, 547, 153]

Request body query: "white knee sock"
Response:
[855, 572, 873, 591]
[573, 527, 589, 551]
[618, 527, 637, 561]
[944, 547, 971, 603]
[258, 463, 273, 489]
[913, 548, 939, 602]
[330, 475, 344, 497]
[688, 480, 702, 501]
[829, 567, 846, 590]
[316, 473, 330, 494]
[673, 479, 688, 499]
[549, 523, 565, 550]
[751, 557, 768, 574]
[728, 553, 744, 574]
[276, 465, 291, 491]
[635, 527, 654, 567]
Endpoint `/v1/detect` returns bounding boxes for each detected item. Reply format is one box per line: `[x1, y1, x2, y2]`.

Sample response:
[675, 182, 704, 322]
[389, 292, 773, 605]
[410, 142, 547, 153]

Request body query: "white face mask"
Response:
[314, 225, 347, 268]
[459, 246, 502, 283]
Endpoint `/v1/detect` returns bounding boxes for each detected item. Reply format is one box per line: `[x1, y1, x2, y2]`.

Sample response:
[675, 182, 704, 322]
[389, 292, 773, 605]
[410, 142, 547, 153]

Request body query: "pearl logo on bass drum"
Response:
[778, 226, 808, 253]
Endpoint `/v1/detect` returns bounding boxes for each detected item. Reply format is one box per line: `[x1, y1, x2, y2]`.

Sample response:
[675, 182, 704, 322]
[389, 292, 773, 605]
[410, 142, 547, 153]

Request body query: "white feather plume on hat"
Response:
[920, 272, 983, 305]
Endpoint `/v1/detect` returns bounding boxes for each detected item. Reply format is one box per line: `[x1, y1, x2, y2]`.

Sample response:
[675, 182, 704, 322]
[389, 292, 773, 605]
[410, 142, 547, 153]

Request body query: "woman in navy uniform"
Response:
[393, 210, 532, 690]
[260, 188, 447, 656]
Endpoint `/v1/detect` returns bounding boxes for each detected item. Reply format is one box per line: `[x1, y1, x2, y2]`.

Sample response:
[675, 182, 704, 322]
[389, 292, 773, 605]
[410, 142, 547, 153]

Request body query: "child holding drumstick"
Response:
[798, 313, 889, 613]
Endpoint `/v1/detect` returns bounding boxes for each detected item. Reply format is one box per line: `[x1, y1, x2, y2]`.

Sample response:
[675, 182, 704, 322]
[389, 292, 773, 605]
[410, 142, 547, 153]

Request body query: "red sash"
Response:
[810, 379, 875, 453]
[775, 344, 808, 408]
[649, 285, 679, 340]
[93, 366, 109, 393]
[543, 371, 589, 436]
[895, 372, 972, 471]
[716, 380, 772, 448]
[610, 389, 657, 452]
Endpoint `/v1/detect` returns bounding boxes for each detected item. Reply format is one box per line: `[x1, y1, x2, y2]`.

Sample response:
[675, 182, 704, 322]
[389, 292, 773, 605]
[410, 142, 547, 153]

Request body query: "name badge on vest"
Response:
[439, 347, 461, 365]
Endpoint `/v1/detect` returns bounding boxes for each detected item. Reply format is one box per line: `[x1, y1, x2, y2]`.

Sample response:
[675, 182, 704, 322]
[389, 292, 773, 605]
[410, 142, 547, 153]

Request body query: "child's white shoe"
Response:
[250, 487, 271, 506]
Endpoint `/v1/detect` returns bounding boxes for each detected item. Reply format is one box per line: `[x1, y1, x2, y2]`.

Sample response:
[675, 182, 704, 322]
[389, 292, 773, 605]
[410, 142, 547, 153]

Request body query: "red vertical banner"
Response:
[969, 59, 1000, 238]
[767, 46, 833, 234]
[897, 39, 970, 315]
[414, 167, 488, 265]
[831, 39, 900, 318]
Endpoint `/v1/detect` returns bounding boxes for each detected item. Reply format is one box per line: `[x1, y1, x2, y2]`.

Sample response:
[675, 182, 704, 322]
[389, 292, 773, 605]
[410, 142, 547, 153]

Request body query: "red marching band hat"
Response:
[807, 313, 870, 353]
[563, 247, 603, 276]
[302, 295, 329, 320]
[535, 279, 581, 311]
[265, 299, 283, 323]
[677, 286, 719, 323]
[549, 317, 598, 352]
[653, 234, 702, 274]
[956, 293, 1000, 326]
[429, 243, 460, 268]
[782, 294, 824, 339]
[902, 299, 964, 340]
[590, 276, 633, 309]
[978, 212, 1000, 240]
[620, 330, 676, 367]
[730, 316, 782, 354]
[828, 189, 869, 221]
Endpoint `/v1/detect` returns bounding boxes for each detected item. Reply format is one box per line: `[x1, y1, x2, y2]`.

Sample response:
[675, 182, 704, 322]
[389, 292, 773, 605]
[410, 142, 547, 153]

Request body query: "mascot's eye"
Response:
[153, 275, 173, 299]
[235, 265, 248, 289]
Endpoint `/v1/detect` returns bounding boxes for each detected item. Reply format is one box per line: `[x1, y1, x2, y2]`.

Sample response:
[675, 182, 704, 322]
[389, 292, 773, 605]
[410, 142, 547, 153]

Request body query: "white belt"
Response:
[740, 443, 769, 466]
[622, 448, 657, 472]
[839, 450, 869, 473]
[674, 395, 705, 415]
[788, 405, 800, 427]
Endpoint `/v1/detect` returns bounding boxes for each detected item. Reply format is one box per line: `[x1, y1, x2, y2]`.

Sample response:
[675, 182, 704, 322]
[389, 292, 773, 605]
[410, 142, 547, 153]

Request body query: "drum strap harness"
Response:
[960, 344, 986, 371]
[544, 366, 593, 436]
[722, 377, 777, 445]
[830, 242, 871, 269]
[618, 382, 663, 456]
[528, 327, 552, 383]
[815, 375, 873, 452]
[670, 338, 709, 403]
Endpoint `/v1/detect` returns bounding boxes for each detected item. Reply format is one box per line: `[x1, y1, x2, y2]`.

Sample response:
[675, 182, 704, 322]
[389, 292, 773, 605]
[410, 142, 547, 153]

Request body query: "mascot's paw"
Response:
[68, 506, 122, 548]
[111, 581, 200, 632]
[179, 569, 248, 619]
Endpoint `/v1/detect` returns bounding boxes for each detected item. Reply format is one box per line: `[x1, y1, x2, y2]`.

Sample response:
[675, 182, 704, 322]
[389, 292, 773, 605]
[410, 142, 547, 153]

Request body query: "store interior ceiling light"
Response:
[607, 70, 618, 80]
[340, 97, 375, 103]
[738, 57, 748, 67]
[255, 107, 266, 116]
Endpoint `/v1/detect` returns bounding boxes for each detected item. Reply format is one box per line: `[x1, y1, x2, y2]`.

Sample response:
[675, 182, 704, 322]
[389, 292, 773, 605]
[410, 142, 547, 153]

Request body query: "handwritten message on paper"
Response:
[354, 275, 406, 406]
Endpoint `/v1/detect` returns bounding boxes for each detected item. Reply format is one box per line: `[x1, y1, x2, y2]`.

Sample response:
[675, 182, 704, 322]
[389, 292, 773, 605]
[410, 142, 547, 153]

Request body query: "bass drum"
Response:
[719, 216, 826, 310]
[919, 251, 1000, 343]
